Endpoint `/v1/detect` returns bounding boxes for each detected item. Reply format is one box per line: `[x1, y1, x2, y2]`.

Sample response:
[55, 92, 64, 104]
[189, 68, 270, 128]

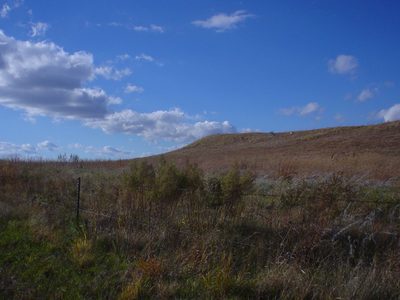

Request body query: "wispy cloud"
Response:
[0, 3, 10, 18]
[328, 54, 358, 75]
[116, 53, 130, 61]
[0, 0, 23, 18]
[71, 143, 132, 158]
[357, 88, 376, 102]
[0, 140, 58, 157]
[29, 22, 49, 37]
[125, 84, 144, 94]
[280, 102, 322, 117]
[132, 24, 164, 33]
[135, 53, 154, 62]
[299, 102, 321, 116]
[192, 10, 253, 32]
[93, 22, 165, 33]
[0, 142, 35, 156]
[378, 104, 400, 122]
[135, 53, 163, 66]
[94, 66, 132, 80]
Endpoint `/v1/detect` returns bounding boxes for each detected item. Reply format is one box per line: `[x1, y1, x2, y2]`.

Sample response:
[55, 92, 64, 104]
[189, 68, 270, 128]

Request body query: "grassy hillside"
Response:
[140, 121, 400, 182]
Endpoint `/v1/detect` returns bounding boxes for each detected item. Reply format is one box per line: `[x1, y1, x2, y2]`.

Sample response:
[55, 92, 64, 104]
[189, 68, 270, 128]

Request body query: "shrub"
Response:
[154, 159, 183, 203]
[221, 166, 255, 208]
[205, 177, 223, 207]
[124, 161, 156, 205]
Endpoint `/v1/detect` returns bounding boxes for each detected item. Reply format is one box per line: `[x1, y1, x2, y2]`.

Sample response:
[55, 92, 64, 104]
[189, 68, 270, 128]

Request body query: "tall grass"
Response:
[0, 159, 399, 298]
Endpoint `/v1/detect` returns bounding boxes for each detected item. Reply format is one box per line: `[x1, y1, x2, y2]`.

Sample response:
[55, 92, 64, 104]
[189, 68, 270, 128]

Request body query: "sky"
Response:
[0, 0, 399, 160]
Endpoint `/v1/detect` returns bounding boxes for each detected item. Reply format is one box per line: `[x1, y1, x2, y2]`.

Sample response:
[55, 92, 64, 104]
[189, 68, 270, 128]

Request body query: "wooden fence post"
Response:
[76, 177, 81, 224]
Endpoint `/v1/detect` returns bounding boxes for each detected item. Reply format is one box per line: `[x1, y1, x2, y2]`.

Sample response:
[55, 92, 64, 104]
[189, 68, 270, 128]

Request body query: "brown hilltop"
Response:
[135, 121, 400, 181]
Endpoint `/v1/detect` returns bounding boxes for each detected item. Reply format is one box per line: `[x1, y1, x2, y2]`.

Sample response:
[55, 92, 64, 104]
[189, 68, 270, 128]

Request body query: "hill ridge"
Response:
[139, 121, 400, 180]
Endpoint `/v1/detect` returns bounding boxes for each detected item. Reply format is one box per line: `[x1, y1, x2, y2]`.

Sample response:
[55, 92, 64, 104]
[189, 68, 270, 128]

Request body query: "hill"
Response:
[140, 121, 400, 181]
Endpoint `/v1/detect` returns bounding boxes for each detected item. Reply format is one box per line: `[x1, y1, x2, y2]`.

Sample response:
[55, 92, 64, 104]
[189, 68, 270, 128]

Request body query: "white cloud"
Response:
[125, 83, 144, 93]
[29, 22, 49, 37]
[108, 22, 122, 27]
[94, 66, 132, 80]
[192, 10, 253, 32]
[280, 102, 322, 117]
[37, 140, 58, 151]
[0, 139, 132, 159]
[328, 55, 358, 75]
[0, 142, 35, 156]
[71, 143, 132, 158]
[101, 146, 131, 156]
[132, 24, 164, 33]
[0, 0, 23, 18]
[105, 22, 164, 33]
[357, 88, 376, 102]
[378, 104, 400, 122]
[0, 139, 58, 157]
[117, 53, 130, 61]
[0, 3, 10, 18]
[0, 30, 120, 119]
[135, 53, 154, 62]
[86, 108, 236, 142]
[0, 31, 236, 143]
[299, 102, 320, 115]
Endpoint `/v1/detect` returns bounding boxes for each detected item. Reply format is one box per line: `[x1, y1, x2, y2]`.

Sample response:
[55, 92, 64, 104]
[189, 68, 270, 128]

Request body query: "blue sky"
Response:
[0, 0, 399, 159]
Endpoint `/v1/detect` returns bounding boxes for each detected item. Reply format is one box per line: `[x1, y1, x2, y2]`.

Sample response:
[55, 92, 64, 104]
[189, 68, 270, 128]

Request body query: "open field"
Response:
[1, 122, 400, 299]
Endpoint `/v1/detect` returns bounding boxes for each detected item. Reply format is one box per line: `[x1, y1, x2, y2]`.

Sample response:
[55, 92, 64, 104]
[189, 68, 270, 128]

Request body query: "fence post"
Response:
[76, 177, 81, 224]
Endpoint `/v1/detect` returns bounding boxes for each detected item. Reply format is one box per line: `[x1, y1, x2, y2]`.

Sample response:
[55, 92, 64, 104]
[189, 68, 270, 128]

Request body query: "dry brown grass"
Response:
[1, 158, 399, 298]
[137, 121, 400, 183]
[1, 122, 400, 298]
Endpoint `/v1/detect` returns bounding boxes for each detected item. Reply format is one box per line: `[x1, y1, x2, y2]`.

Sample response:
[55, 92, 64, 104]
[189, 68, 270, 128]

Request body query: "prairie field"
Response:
[1, 122, 400, 299]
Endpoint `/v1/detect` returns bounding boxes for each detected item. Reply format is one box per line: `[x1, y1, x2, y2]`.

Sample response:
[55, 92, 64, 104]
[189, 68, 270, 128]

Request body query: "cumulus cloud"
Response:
[86, 108, 236, 142]
[29, 22, 49, 37]
[0, 31, 236, 143]
[0, 30, 119, 119]
[280, 102, 322, 117]
[357, 88, 376, 102]
[378, 104, 400, 122]
[132, 24, 164, 33]
[125, 84, 144, 93]
[192, 10, 253, 32]
[328, 55, 358, 75]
